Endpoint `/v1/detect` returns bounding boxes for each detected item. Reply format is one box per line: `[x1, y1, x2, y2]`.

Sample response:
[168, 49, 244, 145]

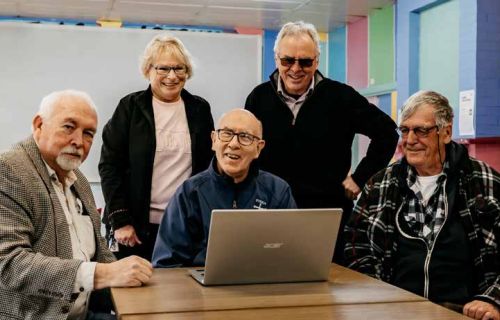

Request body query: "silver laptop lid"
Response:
[197, 208, 342, 285]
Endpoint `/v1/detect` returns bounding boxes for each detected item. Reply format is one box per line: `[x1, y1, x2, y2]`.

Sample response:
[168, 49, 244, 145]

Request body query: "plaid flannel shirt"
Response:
[404, 162, 448, 245]
[345, 142, 500, 307]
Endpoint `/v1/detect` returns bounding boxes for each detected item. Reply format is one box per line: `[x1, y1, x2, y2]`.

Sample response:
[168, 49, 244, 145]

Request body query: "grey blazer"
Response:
[0, 137, 116, 320]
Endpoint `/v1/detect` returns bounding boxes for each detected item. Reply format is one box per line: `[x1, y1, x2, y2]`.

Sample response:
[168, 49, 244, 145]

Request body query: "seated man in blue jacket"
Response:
[152, 109, 297, 267]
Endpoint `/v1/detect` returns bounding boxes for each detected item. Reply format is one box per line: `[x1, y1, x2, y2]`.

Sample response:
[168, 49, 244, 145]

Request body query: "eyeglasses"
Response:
[278, 56, 316, 68]
[216, 129, 261, 146]
[154, 65, 187, 76]
[397, 125, 439, 138]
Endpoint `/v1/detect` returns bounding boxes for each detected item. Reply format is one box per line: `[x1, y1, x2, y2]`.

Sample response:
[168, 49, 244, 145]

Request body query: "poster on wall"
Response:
[459, 90, 475, 136]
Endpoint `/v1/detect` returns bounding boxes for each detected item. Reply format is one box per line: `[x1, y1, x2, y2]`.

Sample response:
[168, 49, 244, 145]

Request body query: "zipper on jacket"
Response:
[396, 181, 449, 299]
[232, 185, 239, 208]
[422, 180, 449, 298]
[395, 202, 430, 297]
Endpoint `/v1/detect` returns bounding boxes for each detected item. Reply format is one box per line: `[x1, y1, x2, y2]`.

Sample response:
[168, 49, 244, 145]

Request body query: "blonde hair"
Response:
[140, 33, 194, 79]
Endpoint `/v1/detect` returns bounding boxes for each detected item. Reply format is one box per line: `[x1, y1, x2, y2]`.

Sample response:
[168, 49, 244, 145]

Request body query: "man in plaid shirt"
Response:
[345, 90, 499, 320]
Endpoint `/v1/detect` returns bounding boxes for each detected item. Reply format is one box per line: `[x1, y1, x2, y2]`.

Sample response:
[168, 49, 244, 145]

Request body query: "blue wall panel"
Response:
[262, 30, 278, 81]
[396, 0, 448, 106]
[395, 0, 498, 139]
[476, 0, 500, 137]
[329, 26, 346, 83]
[377, 94, 392, 117]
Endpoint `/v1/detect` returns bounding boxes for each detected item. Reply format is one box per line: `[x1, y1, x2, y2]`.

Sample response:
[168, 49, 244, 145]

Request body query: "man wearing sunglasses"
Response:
[345, 91, 499, 320]
[152, 109, 296, 267]
[245, 21, 398, 263]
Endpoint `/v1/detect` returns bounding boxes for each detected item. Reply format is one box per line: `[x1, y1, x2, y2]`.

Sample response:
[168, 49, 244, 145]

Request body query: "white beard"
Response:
[56, 146, 83, 171]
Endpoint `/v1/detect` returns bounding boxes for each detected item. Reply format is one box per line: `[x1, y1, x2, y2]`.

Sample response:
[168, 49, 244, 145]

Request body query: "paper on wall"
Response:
[459, 90, 475, 136]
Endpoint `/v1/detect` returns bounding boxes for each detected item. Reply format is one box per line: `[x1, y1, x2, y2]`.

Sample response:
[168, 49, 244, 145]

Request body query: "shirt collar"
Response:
[43, 160, 77, 188]
[277, 76, 315, 101]
[406, 161, 449, 191]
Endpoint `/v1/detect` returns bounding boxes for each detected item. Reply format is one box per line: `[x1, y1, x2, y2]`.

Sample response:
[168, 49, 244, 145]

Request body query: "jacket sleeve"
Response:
[478, 218, 500, 306]
[152, 183, 204, 267]
[346, 87, 398, 189]
[476, 278, 500, 309]
[0, 160, 82, 301]
[279, 184, 297, 209]
[474, 163, 500, 308]
[98, 98, 134, 230]
[344, 178, 385, 280]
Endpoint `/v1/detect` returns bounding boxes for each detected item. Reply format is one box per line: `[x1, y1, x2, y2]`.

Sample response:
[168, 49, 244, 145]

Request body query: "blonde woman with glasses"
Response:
[99, 33, 214, 261]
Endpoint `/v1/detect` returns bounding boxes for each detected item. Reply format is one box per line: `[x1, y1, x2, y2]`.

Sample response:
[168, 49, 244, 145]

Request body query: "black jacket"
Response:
[99, 87, 214, 236]
[345, 142, 500, 307]
[245, 70, 398, 208]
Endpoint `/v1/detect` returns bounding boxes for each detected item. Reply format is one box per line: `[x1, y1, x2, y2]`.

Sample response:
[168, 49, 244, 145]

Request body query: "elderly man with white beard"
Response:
[0, 90, 153, 320]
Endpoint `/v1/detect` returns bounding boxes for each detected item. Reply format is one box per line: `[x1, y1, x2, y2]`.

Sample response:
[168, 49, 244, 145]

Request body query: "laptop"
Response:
[189, 208, 342, 286]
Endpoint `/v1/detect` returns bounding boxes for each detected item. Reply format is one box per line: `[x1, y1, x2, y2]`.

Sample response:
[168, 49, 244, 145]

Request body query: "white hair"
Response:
[37, 89, 97, 121]
[273, 21, 321, 56]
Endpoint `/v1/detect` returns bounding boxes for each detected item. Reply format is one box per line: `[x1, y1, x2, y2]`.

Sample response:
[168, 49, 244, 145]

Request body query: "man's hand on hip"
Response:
[342, 175, 361, 200]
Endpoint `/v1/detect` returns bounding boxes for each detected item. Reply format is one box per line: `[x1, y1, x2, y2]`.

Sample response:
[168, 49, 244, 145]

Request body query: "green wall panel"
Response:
[369, 5, 394, 86]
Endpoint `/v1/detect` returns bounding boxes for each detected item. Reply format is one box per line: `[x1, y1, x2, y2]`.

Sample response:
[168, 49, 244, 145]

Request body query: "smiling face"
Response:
[33, 95, 97, 181]
[401, 104, 452, 176]
[275, 33, 318, 96]
[148, 51, 187, 103]
[211, 110, 265, 183]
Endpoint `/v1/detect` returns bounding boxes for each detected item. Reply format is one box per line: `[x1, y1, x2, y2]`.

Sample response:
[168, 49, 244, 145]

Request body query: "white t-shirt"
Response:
[415, 174, 441, 206]
[149, 96, 192, 224]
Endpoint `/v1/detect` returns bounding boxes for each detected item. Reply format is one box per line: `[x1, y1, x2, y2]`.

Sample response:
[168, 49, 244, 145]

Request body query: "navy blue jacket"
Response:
[152, 159, 297, 267]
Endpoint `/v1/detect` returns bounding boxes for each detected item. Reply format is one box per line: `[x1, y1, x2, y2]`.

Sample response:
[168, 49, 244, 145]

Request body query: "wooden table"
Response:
[111, 264, 468, 319]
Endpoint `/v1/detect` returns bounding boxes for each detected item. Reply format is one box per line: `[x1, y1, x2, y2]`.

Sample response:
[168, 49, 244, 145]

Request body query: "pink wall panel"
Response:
[347, 17, 368, 89]
[465, 139, 500, 172]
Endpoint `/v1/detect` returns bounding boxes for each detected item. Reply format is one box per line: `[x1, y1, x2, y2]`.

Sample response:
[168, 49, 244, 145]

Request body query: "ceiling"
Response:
[0, 0, 394, 32]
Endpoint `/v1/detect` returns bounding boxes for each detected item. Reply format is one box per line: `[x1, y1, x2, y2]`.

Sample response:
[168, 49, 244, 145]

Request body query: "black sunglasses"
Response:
[279, 56, 316, 68]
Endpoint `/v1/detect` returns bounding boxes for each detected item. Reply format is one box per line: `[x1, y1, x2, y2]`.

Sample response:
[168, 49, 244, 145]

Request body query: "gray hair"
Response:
[273, 21, 321, 57]
[400, 90, 454, 128]
[140, 33, 194, 79]
[37, 89, 97, 121]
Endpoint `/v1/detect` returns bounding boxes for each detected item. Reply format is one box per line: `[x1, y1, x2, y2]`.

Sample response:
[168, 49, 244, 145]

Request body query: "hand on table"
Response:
[463, 300, 499, 320]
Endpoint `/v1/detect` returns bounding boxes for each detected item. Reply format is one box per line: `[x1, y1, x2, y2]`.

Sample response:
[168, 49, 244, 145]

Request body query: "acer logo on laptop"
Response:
[263, 242, 284, 249]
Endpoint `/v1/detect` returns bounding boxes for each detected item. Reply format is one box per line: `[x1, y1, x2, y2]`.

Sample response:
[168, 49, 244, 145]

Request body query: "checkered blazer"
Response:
[0, 137, 115, 320]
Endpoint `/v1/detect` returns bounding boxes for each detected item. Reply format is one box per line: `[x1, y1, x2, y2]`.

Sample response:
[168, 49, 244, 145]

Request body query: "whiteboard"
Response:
[0, 22, 262, 181]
